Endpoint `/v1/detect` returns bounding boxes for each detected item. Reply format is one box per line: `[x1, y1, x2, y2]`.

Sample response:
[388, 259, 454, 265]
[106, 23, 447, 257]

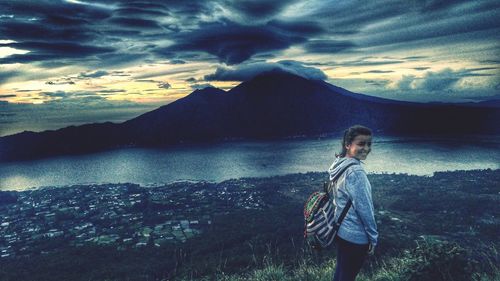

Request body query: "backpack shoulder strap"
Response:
[336, 199, 352, 225]
[328, 161, 357, 225]
[325, 161, 358, 193]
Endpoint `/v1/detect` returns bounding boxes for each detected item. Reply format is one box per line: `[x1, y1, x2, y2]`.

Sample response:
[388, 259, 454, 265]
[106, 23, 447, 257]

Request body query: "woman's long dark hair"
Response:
[336, 125, 373, 158]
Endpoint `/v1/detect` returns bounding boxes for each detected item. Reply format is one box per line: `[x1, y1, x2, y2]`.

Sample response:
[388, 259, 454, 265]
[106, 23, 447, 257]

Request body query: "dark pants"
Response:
[332, 236, 369, 281]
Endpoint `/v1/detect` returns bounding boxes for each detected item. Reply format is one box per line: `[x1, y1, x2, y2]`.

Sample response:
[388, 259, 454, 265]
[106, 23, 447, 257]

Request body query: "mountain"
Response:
[1, 71, 499, 162]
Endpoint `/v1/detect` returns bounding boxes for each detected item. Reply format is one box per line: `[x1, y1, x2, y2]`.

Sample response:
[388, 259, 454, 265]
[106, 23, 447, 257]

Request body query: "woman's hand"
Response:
[368, 243, 376, 255]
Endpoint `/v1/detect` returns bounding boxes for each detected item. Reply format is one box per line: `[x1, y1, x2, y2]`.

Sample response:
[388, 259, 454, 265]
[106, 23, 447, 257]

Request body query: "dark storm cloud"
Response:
[479, 59, 500, 64]
[334, 58, 404, 67]
[419, 69, 461, 92]
[110, 71, 131, 77]
[169, 60, 187, 64]
[157, 82, 171, 89]
[418, 0, 471, 12]
[113, 7, 170, 17]
[0, 42, 115, 64]
[98, 89, 126, 94]
[36, 61, 73, 68]
[1, 0, 111, 20]
[0, 1, 114, 65]
[226, 0, 296, 18]
[0, 21, 91, 42]
[442, 67, 498, 78]
[79, 70, 110, 78]
[395, 68, 498, 93]
[356, 5, 500, 48]
[0, 71, 21, 85]
[0, 94, 16, 98]
[37, 90, 143, 106]
[191, 83, 215, 90]
[364, 70, 394, 74]
[43, 14, 90, 26]
[116, 2, 170, 10]
[15, 89, 40, 93]
[162, 20, 309, 64]
[365, 80, 390, 87]
[466, 67, 499, 72]
[265, 20, 324, 36]
[313, 1, 408, 31]
[134, 66, 201, 79]
[107, 17, 161, 29]
[0, 0, 498, 92]
[302, 40, 356, 54]
[41, 91, 75, 98]
[403, 56, 429, 60]
[204, 60, 327, 81]
[396, 74, 417, 91]
[91, 53, 149, 68]
[0, 14, 103, 43]
[413, 67, 431, 71]
[302, 0, 500, 56]
[45, 80, 75, 85]
[99, 29, 142, 38]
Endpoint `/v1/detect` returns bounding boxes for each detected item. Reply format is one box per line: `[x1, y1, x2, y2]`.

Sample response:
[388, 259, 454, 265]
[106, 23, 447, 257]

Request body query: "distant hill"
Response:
[1, 71, 499, 162]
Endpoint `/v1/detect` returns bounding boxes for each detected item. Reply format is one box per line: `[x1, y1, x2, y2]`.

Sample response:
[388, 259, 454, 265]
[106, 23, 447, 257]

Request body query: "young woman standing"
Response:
[328, 125, 378, 281]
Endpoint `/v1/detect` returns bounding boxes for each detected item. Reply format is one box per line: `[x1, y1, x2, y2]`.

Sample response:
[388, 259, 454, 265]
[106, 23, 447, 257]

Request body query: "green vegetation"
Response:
[178, 240, 499, 281]
[0, 169, 498, 281]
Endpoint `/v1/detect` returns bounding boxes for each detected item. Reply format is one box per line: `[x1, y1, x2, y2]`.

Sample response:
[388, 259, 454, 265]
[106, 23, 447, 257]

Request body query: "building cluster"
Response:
[0, 180, 266, 259]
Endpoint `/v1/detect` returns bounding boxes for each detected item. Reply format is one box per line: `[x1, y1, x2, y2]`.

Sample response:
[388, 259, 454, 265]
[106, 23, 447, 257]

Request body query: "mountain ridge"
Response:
[1, 71, 499, 162]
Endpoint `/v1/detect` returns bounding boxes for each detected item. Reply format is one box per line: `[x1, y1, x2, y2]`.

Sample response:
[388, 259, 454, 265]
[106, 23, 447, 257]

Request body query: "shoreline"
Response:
[2, 167, 499, 192]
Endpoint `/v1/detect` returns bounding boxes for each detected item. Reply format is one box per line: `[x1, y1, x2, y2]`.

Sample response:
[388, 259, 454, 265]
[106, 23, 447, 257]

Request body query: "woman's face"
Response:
[346, 134, 372, 160]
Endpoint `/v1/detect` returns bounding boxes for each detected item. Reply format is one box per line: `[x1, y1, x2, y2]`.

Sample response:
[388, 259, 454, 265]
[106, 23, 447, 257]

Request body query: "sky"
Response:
[0, 0, 499, 136]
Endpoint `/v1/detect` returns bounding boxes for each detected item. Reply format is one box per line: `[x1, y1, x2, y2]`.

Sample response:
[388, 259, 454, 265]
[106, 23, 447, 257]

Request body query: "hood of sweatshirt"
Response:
[328, 157, 360, 181]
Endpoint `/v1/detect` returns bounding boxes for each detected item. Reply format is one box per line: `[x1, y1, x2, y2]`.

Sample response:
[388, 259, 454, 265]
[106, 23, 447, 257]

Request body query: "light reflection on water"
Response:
[1, 136, 499, 191]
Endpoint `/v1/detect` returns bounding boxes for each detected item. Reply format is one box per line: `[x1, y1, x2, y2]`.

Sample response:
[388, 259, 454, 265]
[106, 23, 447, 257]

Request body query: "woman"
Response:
[328, 125, 378, 281]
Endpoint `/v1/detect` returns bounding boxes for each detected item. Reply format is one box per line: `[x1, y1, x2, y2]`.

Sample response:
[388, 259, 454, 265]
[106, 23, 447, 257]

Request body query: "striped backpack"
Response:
[304, 163, 356, 249]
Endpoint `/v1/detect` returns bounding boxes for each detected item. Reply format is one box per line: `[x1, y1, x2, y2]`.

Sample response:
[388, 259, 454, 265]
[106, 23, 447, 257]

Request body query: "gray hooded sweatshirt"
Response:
[328, 157, 378, 246]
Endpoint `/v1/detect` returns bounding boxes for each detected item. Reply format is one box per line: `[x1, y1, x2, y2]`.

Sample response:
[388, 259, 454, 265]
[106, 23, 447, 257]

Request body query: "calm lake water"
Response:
[1, 136, 499, 191]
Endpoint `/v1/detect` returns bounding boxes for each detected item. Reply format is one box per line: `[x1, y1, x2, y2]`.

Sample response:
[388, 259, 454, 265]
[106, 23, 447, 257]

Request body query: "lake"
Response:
[1, 135, 499, 191]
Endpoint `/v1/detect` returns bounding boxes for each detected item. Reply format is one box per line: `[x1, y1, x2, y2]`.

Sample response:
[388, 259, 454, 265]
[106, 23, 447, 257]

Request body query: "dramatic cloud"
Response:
[0, 94, 16, 98]
[204, 60, 327, 81]
[365, 80, 390, 87]
[169, 60, 186, 65]
[302, 40, 356, 54]
[0, 0, 499, 135]
[113, 7, 170, 17]
[413, 67, 431, 71]
[0, 97, 159, 137]
[136, 79, 157, 83]
[15, 89, 41, 93]
[364, 70, 394, 74]
[157, 82, 171, 89]
[394, 68, 499, 93]
[191, 83, 215, 90]
[79, 70, 109, 78]
[0, 70, 20, 85]
[334, 58, 405, 67]
[420, 69, 461, 92]
[0, 41, 115, 64]
[162, 20, 310, 64]
[45, 79, 75, 85]
[226, 0, 297, 18]
[97, 89, 126, 94]
[396, 75, 416, 91]
[107, 17, 162, 29]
